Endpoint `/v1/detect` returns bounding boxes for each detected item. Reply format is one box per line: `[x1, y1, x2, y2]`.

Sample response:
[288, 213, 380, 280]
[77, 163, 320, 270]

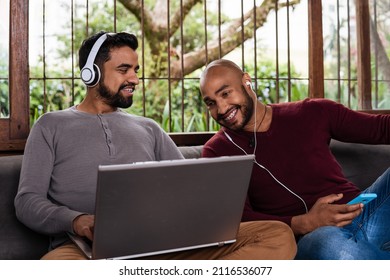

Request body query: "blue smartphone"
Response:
[347, 193, 377, 205]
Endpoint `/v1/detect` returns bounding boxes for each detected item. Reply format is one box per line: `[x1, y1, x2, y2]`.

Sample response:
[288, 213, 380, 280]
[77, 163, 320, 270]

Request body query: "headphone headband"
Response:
[80, 33, 110, 87]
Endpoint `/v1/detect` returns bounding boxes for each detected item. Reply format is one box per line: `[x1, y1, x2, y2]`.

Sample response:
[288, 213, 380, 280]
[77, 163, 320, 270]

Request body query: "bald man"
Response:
[200, 59, 390, 260]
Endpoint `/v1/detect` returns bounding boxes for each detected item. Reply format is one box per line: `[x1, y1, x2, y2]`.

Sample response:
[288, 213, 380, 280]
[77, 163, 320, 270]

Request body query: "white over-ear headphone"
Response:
[80, 33, 111, 87]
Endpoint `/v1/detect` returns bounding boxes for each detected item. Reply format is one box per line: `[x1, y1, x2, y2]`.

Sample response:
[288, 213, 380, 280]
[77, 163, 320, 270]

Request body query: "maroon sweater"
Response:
[202, 98, 390, 226]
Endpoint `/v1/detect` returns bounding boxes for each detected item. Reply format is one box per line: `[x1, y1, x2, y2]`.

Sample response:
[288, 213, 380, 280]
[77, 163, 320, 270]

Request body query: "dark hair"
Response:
[78, 31, 138, 70]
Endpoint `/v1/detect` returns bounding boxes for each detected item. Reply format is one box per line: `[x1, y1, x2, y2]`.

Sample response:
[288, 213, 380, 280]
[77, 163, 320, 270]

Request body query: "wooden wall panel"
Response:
[308, 0, 324, 98]
[355, 0, 372, 110]
[0, 0, 29, 152]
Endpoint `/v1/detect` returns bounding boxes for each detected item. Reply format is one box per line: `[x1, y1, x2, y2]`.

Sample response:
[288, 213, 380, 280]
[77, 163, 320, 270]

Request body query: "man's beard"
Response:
[217, 86, 254, 131]
[97, 81, 133, 109]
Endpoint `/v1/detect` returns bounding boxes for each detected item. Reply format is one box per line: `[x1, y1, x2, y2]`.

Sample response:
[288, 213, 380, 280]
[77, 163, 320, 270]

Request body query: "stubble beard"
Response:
[218, 86, 254, 131]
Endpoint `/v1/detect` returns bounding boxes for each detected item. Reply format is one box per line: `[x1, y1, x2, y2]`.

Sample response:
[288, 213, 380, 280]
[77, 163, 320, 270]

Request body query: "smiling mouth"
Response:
[219, 107, 238, 123]
[225, 108, 238, 121]
[121, 85, 135, 96]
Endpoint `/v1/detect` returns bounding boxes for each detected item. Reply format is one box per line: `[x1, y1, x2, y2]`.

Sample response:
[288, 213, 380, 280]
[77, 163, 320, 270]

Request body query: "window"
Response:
[0, 0, 10, 118]
[1, 0, 389, 153]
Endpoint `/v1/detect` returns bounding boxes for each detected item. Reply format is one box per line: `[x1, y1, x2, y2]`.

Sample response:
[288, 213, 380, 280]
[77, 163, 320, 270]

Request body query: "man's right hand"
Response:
[72, 214, 95, 241]
[291, 193, 363, 235]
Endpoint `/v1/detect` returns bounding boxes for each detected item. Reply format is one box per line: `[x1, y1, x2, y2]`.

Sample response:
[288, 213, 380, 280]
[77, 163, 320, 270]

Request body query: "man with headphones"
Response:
[200, 59, 390, 259]
[14, 32, 296, 260]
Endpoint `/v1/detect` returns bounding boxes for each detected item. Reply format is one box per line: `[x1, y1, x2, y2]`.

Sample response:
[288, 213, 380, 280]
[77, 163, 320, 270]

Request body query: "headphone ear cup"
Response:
[89, 64, 101, 87]
[80, 64, 101, 87]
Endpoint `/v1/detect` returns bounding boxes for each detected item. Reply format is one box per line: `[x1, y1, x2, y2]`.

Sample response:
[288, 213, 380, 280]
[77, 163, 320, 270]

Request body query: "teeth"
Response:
[224, 109, 237, 121]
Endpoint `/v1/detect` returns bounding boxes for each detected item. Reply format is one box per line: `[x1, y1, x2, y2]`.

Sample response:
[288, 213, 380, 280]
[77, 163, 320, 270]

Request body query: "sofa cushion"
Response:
[330, 140, 390, 190]
[0, 155, 49, 259]
[178, 145, 203, 159]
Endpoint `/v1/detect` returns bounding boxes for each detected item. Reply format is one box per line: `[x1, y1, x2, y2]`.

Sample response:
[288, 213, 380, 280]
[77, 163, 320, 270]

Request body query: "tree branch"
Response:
[171, 0, 301, 78]
[119, 0, 164, 55]
[152, 0, 168, 27]
[169, 0, 203, 36]
[119, 0, 147, 28]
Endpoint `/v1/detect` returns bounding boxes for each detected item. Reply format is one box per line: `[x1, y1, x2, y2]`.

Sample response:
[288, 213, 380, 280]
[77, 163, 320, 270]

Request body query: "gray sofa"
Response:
[1, 141, 389, 259]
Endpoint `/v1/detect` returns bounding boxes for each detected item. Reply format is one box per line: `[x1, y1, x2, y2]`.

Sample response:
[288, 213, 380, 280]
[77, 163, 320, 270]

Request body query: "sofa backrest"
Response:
[180, 142, 390, 190]
[330, 140, 390, 190]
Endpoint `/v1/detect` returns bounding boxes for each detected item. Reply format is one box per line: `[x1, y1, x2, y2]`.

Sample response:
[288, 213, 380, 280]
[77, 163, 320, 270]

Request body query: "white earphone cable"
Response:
[223, 83, 308, 213]
[224, 130, 308, 213]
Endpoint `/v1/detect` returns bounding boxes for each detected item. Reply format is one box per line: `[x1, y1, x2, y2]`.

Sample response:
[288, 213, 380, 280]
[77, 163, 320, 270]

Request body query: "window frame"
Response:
[0, 0, 388, 152]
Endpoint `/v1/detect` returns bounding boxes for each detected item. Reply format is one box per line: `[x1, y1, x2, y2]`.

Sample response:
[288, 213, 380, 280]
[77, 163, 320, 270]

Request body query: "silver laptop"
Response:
[69, 154, 254, 260]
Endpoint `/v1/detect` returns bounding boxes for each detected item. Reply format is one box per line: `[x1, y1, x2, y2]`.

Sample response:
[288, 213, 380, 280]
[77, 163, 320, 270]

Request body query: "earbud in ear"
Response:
[246, 82, 252, 89]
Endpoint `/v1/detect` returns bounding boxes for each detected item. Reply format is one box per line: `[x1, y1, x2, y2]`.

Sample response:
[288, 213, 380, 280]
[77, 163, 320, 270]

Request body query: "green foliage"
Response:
[322, 0, 390, 110]
[0, 48, 9, 118]
[159, 79, 220, 132]
[170, 2, 223, 55]
[0, 80, 8, 118]
[123, 78, 220, 132]
[29, 61, 85, 125]
[28, 0, 223, 131]
[27, 0, 390, 132]
[246, 61, 308, 104]
[370, 59, 390, 109]
[57, 1, 140, 72]
[375, 82, 390, 109]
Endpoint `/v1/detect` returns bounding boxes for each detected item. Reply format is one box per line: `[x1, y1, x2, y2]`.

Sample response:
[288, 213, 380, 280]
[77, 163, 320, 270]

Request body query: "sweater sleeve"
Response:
[14, 121, 82, 235]
[321, 99, 390, 144]
[150, 120, 184, 161]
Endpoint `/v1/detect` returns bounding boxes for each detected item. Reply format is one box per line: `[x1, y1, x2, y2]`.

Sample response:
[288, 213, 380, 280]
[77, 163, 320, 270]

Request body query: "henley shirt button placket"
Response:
[98, 115, 115, 157]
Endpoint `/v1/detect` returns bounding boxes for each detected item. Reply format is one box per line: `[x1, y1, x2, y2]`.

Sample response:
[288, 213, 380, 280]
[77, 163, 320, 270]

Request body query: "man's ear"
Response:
[242, 73, 252, 90]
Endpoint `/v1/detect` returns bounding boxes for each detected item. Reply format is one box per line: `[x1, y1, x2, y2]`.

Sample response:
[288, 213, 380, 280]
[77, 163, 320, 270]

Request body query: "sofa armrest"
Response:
[0, 155, 49, 259]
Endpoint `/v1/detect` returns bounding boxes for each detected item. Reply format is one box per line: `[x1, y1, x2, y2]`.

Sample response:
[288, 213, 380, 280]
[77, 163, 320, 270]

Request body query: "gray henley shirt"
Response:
[15, 106, 183, 249]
